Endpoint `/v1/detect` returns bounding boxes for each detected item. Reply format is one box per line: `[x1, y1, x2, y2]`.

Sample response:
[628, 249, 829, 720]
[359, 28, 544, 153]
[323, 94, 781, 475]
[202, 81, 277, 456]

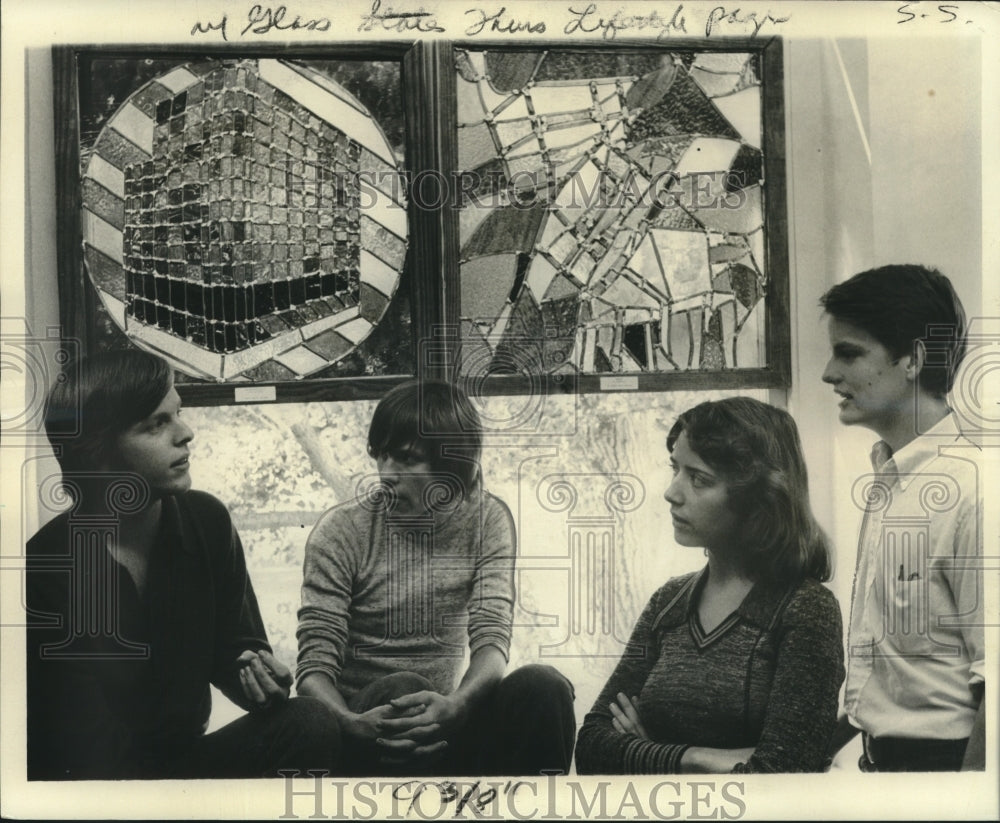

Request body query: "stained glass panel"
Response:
[79, 56, 411, 383]
[456, 49, 770, 377]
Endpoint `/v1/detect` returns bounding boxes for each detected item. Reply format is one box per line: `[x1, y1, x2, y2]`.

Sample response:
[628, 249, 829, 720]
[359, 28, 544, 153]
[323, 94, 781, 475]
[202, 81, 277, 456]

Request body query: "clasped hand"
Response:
[237, 649, 292, 709]
[347, 690, 461, 765]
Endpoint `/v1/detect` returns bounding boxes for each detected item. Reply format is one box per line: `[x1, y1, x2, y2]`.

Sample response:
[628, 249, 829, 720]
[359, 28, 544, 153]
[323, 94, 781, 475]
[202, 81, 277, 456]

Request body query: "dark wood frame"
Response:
[53, 37, 788, 406]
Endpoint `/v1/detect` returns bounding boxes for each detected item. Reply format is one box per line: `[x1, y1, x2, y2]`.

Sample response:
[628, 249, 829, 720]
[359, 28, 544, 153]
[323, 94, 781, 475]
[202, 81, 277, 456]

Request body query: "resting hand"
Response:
[340, 703, 416, 744]
[609, 693, 649, 740]
[374, 690, 462, 765]
[237, 649, 292, 709]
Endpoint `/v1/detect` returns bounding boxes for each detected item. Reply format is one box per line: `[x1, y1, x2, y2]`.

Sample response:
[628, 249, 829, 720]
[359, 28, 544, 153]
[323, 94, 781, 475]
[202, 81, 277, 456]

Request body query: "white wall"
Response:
[784, 36, 983, 610]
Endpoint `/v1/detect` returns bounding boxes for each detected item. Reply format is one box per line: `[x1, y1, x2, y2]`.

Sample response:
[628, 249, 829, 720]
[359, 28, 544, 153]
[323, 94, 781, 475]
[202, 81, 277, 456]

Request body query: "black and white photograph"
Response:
[1, 0, 997, 819]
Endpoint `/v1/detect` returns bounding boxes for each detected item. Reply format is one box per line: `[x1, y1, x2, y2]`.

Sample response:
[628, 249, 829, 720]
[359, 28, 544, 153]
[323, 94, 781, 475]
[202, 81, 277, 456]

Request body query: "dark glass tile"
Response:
[533, 52, 664, 82]
[700, 309, 725, 369]
[211, 323, 228, 353]
[630, 70, 739, 142]
[727, 145, 763, 191]
[253, 283, 274, 315]
[729, 263, 762, 309]
[189, 318, 207, 346]
[212, 285, 227, 321]
[186, 283, 205, 316]
[156, 98, 172, 124]
[622, 323, 649, 369]
[484, 52, 543, 92]
[274, 280, 291, 311]
[234, 323, 250, 351]
[290, 277, 307, 306]
[170, 278, 186, 312]
[155, 276, 170, 304]
[625, 64, 680, 112]
[171, 311, 186, 337]
[462, 202, 547, 258]
[233, 287, 248, 321]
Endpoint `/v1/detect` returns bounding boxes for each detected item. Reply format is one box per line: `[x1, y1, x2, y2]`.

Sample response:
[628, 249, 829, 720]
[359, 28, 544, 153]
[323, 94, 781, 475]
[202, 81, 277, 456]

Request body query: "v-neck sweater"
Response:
[575, 567, 845, 774]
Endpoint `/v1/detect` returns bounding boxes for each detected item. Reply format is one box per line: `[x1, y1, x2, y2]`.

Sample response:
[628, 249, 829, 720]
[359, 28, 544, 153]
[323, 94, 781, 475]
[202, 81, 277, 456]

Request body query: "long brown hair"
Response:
[667, 397, 832, 583]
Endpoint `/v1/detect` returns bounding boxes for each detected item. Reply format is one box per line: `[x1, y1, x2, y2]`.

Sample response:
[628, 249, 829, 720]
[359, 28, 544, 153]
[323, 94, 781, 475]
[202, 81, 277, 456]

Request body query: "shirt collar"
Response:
[654, 565, 795, 631]
[869, 413, 966, 491]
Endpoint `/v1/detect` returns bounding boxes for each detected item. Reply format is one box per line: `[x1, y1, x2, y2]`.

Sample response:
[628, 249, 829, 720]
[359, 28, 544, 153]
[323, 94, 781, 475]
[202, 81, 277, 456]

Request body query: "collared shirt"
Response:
[26, 490, 271, 779]
[844, 414, 984, 739]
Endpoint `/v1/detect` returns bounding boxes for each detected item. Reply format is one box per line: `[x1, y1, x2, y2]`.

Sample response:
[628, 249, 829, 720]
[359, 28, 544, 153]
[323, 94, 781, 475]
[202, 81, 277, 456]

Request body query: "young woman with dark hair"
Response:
[575, 396, 844, 774]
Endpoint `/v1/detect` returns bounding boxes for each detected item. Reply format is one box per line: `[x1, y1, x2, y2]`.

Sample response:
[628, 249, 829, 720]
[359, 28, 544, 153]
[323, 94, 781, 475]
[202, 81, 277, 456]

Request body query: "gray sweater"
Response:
[575, 568, 845, 774]
[296, 488, 516, 699]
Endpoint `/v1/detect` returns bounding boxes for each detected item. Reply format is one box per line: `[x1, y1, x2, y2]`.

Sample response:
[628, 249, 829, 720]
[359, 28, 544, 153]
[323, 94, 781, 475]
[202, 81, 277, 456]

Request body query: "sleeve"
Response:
[466, 496, 516, 661]
[26, 548, 139, 779]
[295, 509, 356, 690]
[206, 500, 271, 708]
[732, 583, 845, 774]
[574, 587, 690, 774]
[948, 496, 985, 687]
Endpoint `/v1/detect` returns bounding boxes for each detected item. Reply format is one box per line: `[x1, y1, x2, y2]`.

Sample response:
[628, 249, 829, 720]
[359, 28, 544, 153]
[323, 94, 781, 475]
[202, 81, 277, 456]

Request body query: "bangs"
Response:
[367, 397, 422, 460]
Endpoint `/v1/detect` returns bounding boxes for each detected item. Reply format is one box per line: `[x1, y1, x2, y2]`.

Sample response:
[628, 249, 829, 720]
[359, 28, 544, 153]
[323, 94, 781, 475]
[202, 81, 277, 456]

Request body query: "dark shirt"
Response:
[575, 567, 845, 774]
[26, 490, 270, 780]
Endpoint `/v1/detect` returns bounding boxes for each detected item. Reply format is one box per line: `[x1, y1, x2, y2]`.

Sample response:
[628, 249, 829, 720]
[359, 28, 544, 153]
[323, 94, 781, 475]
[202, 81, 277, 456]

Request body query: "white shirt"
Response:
[844, 414, 984, 739]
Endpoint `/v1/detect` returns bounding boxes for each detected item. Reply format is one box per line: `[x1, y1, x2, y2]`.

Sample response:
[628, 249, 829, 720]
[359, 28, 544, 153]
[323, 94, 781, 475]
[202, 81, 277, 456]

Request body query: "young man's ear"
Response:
[903, 340, 927, 382]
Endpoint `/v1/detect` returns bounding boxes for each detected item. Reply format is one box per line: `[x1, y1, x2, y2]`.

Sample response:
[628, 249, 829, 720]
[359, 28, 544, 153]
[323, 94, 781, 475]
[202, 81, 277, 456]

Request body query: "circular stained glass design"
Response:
[81, 58, 407, 381]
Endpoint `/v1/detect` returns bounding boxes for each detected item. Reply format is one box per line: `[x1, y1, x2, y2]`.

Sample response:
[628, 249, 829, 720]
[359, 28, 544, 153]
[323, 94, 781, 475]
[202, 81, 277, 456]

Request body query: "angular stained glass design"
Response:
[456, 49, 767, 376]
[81, 58, 407, 381]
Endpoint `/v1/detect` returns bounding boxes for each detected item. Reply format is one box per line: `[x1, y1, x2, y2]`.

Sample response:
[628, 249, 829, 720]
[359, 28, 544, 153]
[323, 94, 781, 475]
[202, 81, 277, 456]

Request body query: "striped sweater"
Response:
[575, 567, 844, 773]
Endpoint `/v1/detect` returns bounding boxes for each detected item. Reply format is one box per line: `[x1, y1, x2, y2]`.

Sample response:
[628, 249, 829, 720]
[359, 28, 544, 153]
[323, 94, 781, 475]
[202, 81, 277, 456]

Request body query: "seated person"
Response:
[296, 379, 575, 776]
[26, 350, 338, 779]
[575, 397, 844, 774]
